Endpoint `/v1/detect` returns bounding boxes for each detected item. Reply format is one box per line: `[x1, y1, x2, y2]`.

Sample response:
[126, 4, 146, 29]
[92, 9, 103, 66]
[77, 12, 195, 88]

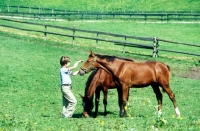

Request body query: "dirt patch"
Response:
[178, 67, 200, 80]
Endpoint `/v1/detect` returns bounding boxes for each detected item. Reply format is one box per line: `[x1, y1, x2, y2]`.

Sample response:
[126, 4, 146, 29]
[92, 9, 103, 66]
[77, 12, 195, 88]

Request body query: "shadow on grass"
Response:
[72, 113, 84, 118]
[73, 111, 116, 118]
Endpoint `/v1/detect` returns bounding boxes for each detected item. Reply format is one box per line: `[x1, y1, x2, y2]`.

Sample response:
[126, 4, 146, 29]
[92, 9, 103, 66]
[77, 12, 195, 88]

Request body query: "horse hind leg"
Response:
[103, 88, 108, 117]
[162, 84, 181, 117]
[151, 83, 163, 116]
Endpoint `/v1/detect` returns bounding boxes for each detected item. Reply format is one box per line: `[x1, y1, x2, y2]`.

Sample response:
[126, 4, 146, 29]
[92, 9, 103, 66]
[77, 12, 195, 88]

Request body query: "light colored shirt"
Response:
[60, 68, 72, 85]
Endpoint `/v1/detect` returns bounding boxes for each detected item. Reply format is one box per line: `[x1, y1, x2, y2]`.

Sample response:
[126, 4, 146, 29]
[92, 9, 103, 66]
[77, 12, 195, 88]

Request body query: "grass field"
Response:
[0, 0, 200, 131]
[0, 20, 199, 64]
[0, 30, 200, 131]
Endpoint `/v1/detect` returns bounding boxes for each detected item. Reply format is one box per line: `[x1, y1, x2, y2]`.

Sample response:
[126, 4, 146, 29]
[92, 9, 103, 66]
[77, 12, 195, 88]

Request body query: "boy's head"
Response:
[60, 56, 70, 66]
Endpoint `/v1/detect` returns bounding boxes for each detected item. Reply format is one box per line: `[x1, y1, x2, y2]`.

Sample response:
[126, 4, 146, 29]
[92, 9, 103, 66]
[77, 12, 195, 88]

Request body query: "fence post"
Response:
[167, 14, 169, 22]
[7, 5, 9, 12]
[44, 24, 47, 41]
[52, 9, 54, 17]
[90, 10, 91, 20]
[29, 7, 31, 13]
[152, 37, 159, 57]
[96, 30, 99, 49]
[144, 14, 147, 21]
[123, 35, 127, 53]
[96, 14, 98, 20]
[72, 27, 75, 45]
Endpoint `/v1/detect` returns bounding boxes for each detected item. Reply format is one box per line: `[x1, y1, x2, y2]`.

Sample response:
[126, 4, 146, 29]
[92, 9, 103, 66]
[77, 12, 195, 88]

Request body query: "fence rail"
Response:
[0, 5, 200, 21]
[1, 12, 200, 21]
[0, 18, 200, 57]
[1, 5, 200, 13]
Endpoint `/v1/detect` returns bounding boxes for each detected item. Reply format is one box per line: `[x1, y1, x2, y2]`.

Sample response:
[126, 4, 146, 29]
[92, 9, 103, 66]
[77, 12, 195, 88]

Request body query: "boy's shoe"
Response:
[62, 112, 72, 118]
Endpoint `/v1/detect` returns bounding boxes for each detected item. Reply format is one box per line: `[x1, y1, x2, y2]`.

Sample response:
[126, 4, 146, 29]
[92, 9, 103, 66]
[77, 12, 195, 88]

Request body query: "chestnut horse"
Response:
[79, 50, 181, 117]
[81, 67, 130, 118]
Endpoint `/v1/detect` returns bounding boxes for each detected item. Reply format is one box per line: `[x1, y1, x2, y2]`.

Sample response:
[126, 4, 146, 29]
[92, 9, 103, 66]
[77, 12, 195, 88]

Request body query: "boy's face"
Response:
[66, 62, 70, 67]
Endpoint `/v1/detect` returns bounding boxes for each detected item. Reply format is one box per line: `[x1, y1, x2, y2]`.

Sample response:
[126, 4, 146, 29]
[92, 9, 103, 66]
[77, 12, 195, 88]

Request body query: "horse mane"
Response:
[93, 54, 134, 62]
[84, 69, 99, 96]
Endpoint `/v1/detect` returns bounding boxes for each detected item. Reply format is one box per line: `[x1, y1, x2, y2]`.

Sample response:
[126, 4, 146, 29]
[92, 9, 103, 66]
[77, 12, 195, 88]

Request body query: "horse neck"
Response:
[85, 70, 101, 99]
[97, 57, 123, 76]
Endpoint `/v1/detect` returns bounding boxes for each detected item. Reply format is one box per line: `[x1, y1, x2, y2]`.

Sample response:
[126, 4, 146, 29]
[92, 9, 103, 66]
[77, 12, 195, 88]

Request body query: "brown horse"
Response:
[79, 50, 181, 118]
[81, 67, 130, 118]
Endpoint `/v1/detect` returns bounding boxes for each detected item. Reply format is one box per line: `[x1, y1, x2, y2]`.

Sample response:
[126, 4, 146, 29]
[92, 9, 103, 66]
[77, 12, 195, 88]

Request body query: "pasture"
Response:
[0, 29, 200, 130]
[0, 0, 200, 130]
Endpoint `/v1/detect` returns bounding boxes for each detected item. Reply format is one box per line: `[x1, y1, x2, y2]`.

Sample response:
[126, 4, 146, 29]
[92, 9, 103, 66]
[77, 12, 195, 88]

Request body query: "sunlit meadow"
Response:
[0, 0, 200, 130]
[0, 31, 199, 130]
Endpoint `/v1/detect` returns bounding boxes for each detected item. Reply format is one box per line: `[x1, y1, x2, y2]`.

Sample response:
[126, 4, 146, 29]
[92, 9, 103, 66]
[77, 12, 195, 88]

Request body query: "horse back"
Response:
[145, 61, 170, 84]
[117, 60, 170, 87]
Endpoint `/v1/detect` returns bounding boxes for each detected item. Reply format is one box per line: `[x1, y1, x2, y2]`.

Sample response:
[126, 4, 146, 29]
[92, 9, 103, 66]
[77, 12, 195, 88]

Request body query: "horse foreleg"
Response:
[94, 90, 100, 118]
[151, 83, 163, 116]
[121, 87, 129, 117]
[103, 89, 108, 117]
[163, 85, 181, 117]
[127, 88, 130, 106]
[117, 87, 123, 117]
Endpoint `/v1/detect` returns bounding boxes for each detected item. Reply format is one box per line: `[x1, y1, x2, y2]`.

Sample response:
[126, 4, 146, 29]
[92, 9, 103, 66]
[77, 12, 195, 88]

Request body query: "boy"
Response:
[60, 56, 83, 118]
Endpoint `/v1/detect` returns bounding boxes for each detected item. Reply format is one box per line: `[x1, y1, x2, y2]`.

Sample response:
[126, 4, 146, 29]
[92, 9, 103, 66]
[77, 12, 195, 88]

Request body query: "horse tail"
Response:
[162, 64, 170, 94]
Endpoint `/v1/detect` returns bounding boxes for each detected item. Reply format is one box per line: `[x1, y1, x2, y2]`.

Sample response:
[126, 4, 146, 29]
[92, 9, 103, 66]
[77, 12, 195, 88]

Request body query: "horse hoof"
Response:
[175, 107, 181, 117]
[85, 115, 90, 118]
[120, 114, 127, 118]
[83, 113, 90, 118]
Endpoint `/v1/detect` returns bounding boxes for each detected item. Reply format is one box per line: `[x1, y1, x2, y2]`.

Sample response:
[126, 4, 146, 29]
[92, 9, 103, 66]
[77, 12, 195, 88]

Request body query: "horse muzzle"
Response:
[79, 68, 86, 76]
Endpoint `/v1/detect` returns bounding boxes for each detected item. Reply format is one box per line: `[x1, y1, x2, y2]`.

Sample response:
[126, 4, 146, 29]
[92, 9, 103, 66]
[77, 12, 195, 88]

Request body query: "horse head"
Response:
[79, 94, 94, 118]
[79, 50, 99, 75]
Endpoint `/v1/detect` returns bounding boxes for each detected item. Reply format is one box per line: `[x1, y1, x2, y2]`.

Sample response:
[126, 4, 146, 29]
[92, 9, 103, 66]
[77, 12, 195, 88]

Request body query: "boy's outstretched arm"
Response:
[71, 70, 80, 76]
[69, 60, 84, 70]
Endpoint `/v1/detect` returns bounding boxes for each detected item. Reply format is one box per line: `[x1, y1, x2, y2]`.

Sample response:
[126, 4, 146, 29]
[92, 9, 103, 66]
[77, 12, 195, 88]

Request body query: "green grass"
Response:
[0, 0, 200, 12]
[0, 18, 200, 63]
[0, 30, 200, 131]
[0, 1, 200, 130]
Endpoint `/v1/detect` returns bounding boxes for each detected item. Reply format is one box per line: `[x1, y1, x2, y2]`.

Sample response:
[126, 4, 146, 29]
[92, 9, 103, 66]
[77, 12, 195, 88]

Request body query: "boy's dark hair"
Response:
[60, 56, 70, 66]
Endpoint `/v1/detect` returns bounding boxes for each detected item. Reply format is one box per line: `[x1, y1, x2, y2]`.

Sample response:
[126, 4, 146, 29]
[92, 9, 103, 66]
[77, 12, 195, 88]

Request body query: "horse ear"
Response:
[90, 50, 95, 56]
